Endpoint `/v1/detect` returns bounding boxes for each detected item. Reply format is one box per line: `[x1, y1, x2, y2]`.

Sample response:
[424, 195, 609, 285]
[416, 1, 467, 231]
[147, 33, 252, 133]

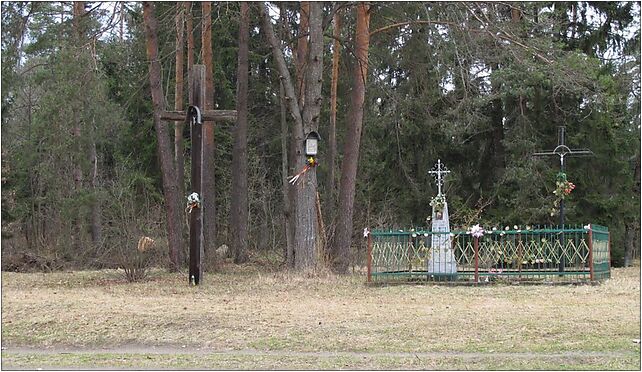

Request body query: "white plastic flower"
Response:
[469, 224, 485, 238]
[187, 192, 200, 204]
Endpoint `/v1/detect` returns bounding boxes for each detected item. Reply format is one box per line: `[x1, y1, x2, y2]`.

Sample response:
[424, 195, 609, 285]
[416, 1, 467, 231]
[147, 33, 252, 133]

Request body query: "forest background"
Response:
[1, 1, 640, 274]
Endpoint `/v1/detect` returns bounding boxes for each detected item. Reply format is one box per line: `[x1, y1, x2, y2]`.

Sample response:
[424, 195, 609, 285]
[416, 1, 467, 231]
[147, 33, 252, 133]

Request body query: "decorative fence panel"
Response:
[367, 225, 610, 284]
[590, 224, 611, 281]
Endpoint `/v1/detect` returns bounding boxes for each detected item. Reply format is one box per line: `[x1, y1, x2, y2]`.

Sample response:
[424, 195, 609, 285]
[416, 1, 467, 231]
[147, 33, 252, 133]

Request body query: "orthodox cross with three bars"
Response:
[429, 159, 450, 196]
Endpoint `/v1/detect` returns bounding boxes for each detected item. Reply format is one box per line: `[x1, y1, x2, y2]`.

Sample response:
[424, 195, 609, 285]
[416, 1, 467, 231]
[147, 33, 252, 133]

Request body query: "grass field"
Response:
[1, 259, 640, 370]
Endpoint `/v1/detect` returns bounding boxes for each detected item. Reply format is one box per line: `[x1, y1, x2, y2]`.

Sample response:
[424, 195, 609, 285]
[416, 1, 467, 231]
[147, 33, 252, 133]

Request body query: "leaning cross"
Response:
[428, 159, 450, 196]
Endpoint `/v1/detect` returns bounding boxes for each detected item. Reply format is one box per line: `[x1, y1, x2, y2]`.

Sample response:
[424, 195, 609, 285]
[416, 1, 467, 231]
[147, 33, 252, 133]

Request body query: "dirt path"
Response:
[1, 345, 633, 359]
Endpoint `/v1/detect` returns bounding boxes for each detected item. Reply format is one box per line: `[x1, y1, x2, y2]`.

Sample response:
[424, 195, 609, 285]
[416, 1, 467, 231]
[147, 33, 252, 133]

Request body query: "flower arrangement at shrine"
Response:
[553, 172, 575, 198]
[551, 172, 575, 216]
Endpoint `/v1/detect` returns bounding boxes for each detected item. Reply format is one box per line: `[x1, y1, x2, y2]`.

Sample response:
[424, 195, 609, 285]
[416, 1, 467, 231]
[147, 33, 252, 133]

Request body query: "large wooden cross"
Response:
[161, 65, 236, 286]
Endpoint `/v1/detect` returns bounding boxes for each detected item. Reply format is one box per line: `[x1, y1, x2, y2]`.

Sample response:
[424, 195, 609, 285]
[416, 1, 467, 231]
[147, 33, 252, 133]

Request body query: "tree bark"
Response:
[332, 2, 370, 273]
[186, 2, 194, 102]
[89, 136, 101, 246]
[201, 1, 218, 260]
[142, 1, 184, 272]
[280, 80, 294, 267]
[295, 1, 324, 270]
[72, 1, 85, 253]
[172, 1, 185, 270]
[231, 1, 250, 264]
[278, 4, 294, 268]
[329, 10, 342, 206]
[259, 2, 320, 271]
[295, 2, 309, 107]
[291, 2, 309, 260]
[183, 1, 194, 265]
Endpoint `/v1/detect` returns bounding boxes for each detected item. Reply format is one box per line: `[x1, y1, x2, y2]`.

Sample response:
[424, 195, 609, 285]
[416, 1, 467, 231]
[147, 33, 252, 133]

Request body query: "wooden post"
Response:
[189, 65, 205, 285]
[474, 237, 479, 283]
[367, 230, 372, 283]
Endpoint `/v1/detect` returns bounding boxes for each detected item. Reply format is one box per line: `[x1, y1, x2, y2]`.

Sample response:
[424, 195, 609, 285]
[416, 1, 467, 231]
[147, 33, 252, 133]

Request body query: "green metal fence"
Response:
[366, 224, 610, 284]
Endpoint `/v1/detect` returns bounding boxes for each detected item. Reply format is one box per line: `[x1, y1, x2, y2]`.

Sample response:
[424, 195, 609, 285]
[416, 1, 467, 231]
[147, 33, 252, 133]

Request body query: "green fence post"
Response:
[588, 226, 594, 281]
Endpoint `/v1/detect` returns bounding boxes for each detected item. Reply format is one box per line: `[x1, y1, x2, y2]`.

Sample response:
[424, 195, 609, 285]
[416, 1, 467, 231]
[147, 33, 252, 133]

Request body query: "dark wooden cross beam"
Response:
[532, 126, 593, 274]
[170, 64, 237, 286]
[160, 109, 236, 122]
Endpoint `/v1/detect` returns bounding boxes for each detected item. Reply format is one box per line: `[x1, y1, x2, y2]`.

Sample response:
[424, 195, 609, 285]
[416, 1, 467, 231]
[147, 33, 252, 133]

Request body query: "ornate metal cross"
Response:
[429, 159, 450, 196]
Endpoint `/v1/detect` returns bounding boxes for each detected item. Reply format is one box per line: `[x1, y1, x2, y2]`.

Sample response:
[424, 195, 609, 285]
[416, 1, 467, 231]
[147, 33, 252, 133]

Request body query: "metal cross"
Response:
[428, 159, 450, 196]
[532, 126, 593, 173]
[532, 126, 593, 226]
[532, 126, 593, 274]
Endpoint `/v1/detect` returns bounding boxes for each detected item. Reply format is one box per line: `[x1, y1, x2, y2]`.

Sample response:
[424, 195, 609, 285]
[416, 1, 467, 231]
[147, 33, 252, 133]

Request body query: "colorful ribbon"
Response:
[288, 157, 318, 186]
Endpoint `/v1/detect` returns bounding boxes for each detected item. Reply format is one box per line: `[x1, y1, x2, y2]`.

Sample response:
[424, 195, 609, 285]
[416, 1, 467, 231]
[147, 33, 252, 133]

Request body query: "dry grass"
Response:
[1, 261, 640, 369]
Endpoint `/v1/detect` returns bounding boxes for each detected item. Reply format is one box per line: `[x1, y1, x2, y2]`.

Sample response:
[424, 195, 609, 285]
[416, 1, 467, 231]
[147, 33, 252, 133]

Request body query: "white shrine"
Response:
[427, 159, 457, 276]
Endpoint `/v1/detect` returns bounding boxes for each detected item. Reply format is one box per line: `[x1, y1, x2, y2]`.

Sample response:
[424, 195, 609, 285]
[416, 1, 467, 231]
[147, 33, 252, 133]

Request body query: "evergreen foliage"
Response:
[1, 2, 639, 270]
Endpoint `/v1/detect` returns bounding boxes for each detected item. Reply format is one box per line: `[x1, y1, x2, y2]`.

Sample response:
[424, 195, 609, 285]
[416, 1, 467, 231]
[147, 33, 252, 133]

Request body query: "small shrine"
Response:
[427, 159, 457, 277]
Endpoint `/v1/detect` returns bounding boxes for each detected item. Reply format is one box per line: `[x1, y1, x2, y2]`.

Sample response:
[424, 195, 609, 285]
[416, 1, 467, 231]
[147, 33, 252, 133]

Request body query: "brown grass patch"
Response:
[1, 263, 639, 368]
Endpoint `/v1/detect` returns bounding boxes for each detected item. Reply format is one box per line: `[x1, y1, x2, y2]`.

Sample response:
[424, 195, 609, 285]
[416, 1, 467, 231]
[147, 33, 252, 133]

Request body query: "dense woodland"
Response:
[1, 2, 640, 274]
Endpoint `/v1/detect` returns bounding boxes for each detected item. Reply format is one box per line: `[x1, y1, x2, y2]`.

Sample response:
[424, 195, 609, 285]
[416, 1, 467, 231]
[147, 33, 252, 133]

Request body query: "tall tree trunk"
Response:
[329, 10, 342, 206]
[72, 1, 85, 253]
[259, 2, 321, 271]
[280, 80, 294, 267]
[201, 1, 218, 261]
[142, 1, 184, 272]
[231, 1, 250, 264]
[332, 2, 370, 273]
[119, 2, 125, 41]
[290, 2, 310, 262]
[296, 1, 324, 269]
[278, 4, 294, 268]
[182, 1, 194, 265]
[295, 2, 309, 107]
[625, 150, 641, 266]
[89, 132, 101, 246]
[171, 1, 185, 270]
[186, 2, 194, 101]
